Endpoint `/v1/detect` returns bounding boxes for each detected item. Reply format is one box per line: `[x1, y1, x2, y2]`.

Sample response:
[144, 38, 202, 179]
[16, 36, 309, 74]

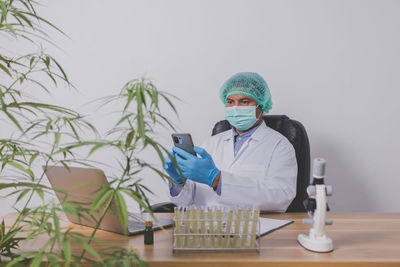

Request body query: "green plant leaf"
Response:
[11, 9, 33, 27]
[120, 188, 152, 214]
[46, 253, 60, 267]
[16, 188, 30, 203]
[0, 182, 51, 192]
[125, 131, 134, 147]
[63, 235, 71, 267]
[54, 132, 61, 146]
[35, 188, 44, 200]
[7, 102, 77, 115]
[0, 63, 12, 77]
[52, 207, 61, 244]
[50, 56, 69, 82]
[20, 10, 67, 36]
[135, 84, 145, 138]
[1, 108, 23, 131]
[144, 137, 165, 163]
[70, 235, 102, 262]
[4, 23, 16, 35]
[45, 71, 57, 85]
[28, 152, 39, 166]
[0, 1, 7, 24]
[90, 189, 112, 214]
[114, 191, 128, 233]
[65, 120, 79, 140]
[6, 161, 34, 178]
[30, 252, 44, 267]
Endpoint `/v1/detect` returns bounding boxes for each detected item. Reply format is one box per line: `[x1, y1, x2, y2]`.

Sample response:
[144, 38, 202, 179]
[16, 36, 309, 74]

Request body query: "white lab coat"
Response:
[170, 121, 297, 212]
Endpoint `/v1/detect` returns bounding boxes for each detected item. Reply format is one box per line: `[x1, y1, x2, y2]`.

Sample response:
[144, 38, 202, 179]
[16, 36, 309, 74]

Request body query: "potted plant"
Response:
[0, 1, 177, 265]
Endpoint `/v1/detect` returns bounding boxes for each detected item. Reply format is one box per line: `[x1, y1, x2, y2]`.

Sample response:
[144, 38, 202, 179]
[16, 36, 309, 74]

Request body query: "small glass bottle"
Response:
[144, 220, 154, 245]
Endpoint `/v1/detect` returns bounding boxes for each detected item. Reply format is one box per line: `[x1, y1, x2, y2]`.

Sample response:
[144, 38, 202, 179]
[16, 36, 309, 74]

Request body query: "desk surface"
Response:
[3, 212, 400, 266]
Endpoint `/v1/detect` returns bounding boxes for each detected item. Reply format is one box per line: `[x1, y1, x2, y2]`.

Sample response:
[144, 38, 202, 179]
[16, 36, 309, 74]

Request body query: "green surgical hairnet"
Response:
[219, 72, 272, 112]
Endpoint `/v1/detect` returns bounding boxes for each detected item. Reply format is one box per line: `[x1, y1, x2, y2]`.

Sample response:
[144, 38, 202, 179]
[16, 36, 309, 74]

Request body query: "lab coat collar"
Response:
[223, 120, 269, 142]
[231, 122, 260, 140]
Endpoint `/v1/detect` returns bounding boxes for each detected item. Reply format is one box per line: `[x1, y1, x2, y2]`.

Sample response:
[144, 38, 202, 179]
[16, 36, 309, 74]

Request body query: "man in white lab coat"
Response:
[164, 72, 297, 212]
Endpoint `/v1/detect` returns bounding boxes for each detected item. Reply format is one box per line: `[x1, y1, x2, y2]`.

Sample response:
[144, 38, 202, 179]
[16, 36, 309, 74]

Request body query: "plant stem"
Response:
[78, 191, 114, 261]
[79, 163, 130, 261]
[7, 142, 56, 232]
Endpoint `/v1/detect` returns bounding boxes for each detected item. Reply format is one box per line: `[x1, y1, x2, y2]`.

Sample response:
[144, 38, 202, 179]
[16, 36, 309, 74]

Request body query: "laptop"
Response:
[44, 166, 173, 235]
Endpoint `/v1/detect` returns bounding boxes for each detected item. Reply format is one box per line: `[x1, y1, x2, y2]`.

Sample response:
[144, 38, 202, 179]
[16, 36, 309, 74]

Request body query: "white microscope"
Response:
[297, 158, 333, 252]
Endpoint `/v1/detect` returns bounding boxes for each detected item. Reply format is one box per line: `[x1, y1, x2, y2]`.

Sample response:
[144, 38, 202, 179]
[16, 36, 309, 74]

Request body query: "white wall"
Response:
[1, 0, 400, 215]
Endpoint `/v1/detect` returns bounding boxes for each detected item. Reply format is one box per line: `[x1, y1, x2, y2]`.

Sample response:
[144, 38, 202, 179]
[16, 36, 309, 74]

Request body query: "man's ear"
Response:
[256, 105, 263, 117]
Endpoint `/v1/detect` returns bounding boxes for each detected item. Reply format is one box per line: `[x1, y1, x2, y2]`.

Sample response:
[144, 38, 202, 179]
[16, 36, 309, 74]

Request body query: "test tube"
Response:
[208, 207, 216, 248]
[232, 209, 242, 248]
[249, 210, 260, 248]
[224, 210, 234, 248]
[174, 207, 182, 248]
[199, 208, 207, 248]
[192, 207, 199, 248]
[216, 208, 223, 247]
[184, 207, 191, 248]
[240, 209, 252, 248]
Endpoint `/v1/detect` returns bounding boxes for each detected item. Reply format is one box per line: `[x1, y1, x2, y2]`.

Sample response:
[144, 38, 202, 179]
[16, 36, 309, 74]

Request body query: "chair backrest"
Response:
[211, 115, 310, 212]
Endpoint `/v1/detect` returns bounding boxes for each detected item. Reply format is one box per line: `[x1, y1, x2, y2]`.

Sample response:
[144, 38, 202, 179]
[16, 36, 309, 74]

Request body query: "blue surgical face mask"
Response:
[225, 106, 259, 131]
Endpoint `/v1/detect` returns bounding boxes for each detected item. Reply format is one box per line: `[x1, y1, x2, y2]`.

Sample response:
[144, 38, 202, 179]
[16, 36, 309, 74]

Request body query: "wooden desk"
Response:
[3, 213, 400, 266]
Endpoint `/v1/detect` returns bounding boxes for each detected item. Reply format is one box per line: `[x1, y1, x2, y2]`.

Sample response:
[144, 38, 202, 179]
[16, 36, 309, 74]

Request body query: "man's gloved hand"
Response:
[173, 146, 220, 187]
[164, 152, 185, 185]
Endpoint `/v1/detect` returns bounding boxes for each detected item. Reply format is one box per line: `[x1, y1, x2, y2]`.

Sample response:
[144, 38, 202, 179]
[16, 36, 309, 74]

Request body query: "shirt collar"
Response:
[232, 123, 260, 139]
[224, 120, 268, 141]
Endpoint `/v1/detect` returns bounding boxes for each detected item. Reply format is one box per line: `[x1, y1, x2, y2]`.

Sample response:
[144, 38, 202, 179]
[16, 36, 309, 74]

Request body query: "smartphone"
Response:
[171, 133, 196, 156]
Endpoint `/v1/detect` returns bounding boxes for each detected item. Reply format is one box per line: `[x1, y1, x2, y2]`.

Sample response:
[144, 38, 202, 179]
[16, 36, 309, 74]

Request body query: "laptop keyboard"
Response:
[128, 220, 145, 231]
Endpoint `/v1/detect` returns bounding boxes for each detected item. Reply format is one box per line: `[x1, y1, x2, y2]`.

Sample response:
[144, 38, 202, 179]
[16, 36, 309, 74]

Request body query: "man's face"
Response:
[225, 94, 263, 119]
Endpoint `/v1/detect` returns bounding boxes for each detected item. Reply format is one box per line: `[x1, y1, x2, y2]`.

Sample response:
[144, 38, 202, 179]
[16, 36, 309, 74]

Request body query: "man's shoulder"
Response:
[264, 125, 286, 141]
[254, 123, 294, 151]
[262, 126, 295, 154]
[251, 121, 284, 141]
[212, 128, 232, 139]
[202, 128, 232, 148]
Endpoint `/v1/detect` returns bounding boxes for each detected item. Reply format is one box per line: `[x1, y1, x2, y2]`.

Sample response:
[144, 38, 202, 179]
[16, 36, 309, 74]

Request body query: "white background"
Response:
[1, 0, 400, 216]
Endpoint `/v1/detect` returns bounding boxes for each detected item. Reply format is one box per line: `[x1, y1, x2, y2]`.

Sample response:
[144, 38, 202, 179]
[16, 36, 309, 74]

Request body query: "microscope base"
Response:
[297, 233, 333, 253]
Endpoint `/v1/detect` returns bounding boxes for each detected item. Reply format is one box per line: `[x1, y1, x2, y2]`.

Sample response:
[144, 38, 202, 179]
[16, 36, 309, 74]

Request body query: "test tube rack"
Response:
[173, 206, 260, 252]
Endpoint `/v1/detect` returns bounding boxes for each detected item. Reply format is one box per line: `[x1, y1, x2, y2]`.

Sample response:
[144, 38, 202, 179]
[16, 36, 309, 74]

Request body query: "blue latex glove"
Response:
[164, 152, 185, 184]
[173, 146, 220, 187]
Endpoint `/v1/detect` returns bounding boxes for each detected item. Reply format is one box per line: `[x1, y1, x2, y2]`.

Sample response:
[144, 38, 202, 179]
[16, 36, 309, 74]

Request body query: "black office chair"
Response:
[151, 115, 310, 213]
